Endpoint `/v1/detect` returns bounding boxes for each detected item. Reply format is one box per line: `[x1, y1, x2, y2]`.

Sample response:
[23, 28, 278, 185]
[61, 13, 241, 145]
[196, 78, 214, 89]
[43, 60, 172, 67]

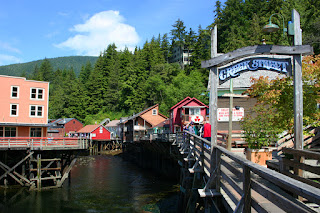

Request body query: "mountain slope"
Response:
[0, 56, 98, 77]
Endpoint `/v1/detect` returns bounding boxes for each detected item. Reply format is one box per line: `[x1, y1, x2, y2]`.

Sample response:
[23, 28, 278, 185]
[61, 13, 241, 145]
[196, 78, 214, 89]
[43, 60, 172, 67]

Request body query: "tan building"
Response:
[170, 45, 192, 68]
[120, 104, 167, 142]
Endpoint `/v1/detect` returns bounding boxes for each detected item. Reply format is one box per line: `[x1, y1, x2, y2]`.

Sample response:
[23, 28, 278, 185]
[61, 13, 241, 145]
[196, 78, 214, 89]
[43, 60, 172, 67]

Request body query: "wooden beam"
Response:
[57, 158, 77, 187]
[294, 54, 303, 150]
[0, 152, 34, 181]
[251, 179, 316, 213]
[202, 45, 313, 68]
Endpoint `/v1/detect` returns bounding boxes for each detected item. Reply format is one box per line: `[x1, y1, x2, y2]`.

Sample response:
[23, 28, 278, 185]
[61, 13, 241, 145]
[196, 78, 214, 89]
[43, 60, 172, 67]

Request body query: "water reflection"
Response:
[0, 155, 178, 213]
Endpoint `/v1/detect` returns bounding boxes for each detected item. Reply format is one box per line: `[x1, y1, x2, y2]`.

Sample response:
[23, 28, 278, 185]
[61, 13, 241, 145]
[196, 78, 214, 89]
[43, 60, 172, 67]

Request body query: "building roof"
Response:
[170, 97, 208, 111]
[105, 120, 120, 127]
[49, 118, 83, 126]
[120, 104, 167, 127]
[77, 125, 101, 133]
[153, 119, 170, 128]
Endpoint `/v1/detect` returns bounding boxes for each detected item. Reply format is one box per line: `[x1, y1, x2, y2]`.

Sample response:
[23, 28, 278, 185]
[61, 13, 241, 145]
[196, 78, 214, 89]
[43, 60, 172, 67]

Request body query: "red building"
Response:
[48, 118, 83, 137]
[169, 97, 208, 133]
[77, 125, 111, 140]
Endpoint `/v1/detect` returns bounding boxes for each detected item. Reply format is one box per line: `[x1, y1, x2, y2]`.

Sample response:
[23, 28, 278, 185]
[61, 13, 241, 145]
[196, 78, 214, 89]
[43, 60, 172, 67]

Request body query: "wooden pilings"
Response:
[0, 150, 79, 191]
[89, 140, 123, 155]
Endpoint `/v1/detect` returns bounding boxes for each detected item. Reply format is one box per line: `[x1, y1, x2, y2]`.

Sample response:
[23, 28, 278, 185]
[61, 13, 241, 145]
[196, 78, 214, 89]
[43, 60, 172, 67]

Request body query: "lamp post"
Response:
[262, 13, 287, 37]
[262, 9, 304, 150]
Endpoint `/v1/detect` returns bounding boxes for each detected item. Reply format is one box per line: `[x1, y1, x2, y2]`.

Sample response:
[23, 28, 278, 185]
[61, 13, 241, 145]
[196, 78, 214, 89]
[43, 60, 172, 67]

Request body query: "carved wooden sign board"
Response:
[218, 57, 292, 84]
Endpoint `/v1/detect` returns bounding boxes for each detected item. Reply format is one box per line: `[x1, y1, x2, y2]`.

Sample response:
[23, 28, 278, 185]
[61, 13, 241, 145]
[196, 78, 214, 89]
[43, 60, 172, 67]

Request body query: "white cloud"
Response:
[56, 10, 140, 55]
[0, 54, 21, 65]
[0, 42, 21, 54]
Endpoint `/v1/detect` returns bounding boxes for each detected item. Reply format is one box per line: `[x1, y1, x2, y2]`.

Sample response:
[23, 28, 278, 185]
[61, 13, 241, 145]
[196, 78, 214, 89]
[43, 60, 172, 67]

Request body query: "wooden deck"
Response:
[0, 137, 88, 150]
[176, 131, 320, 213]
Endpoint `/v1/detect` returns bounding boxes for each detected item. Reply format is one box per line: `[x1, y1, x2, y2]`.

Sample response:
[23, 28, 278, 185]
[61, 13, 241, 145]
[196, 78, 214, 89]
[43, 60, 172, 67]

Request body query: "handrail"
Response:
[178, 130, 320, 212]
[0, 137, 88, 150]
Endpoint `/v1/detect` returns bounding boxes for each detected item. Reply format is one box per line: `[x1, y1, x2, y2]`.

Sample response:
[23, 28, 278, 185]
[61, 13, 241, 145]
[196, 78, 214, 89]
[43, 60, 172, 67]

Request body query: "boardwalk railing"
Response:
[177, 131, 320, 213]
[0, 137, 88, 150]
[279, 148, 320, 189]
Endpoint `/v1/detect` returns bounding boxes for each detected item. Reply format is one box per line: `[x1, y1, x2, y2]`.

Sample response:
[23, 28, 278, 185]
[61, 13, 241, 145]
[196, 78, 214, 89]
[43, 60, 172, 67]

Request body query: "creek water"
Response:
[0, 155, 179, 213]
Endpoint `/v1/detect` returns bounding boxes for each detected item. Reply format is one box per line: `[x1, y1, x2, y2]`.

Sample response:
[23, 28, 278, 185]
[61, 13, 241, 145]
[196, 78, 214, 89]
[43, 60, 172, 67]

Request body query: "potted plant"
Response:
[240, 105, 280, 166]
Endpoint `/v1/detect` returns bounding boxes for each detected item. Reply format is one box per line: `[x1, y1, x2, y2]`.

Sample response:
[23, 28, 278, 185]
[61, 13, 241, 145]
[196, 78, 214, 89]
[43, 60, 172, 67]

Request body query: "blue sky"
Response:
[0, 0, 219, 66]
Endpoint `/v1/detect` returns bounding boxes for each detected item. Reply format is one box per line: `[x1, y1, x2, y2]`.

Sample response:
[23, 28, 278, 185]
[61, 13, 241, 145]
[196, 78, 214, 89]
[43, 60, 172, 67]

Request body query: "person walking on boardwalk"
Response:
[188, 122, 195, 134]
[203, 120, 211, 142]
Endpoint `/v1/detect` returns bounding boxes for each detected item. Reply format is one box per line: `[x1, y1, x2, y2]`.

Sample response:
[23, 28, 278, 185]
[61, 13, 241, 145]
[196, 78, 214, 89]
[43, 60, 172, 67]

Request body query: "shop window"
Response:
[30, 127, 42, 137]
[5, 127, 16, 137]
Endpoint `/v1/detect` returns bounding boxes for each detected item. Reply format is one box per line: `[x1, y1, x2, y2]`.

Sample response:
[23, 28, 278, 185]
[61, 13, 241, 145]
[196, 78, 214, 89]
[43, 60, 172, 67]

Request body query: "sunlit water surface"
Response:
[0, 155, 178, 213]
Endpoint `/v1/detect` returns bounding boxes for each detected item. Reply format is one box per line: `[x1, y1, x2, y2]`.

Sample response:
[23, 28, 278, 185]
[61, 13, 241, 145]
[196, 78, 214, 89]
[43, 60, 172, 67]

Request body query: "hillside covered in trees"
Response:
[0, 56, 98, 77]
[16, 0, 320, 124]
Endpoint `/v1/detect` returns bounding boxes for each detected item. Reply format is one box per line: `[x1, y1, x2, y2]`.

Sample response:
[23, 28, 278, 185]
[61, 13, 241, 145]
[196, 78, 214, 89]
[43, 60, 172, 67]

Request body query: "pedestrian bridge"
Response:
[173, 131, 320, 213]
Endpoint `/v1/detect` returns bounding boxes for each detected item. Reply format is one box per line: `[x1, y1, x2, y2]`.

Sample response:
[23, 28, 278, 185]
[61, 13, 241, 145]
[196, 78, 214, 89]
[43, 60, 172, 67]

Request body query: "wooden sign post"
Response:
[205, 10, 309, 152]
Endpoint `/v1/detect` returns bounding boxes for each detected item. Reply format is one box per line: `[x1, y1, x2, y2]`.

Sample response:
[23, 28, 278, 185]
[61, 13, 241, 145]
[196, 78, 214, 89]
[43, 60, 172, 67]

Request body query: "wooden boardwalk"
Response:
[175, 131, 320, 213]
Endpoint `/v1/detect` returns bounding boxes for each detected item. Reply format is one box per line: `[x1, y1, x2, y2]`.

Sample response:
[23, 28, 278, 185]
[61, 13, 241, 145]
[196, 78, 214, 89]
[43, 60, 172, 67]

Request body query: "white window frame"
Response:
[30, 88, 45, 100]
[190, 108, 200, 116]
[11, 86, 19, 99]
[10, 104, 19, 117]
[29, 105, 44, 117]
[152, 109, 157, 115]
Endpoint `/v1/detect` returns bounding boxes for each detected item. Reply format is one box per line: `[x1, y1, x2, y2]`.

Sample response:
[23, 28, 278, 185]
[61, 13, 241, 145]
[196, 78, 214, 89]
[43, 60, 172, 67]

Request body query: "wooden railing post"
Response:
[243, 165, 251, 213]
[215, 148, 221, 193]
[201, 140, 204, 171]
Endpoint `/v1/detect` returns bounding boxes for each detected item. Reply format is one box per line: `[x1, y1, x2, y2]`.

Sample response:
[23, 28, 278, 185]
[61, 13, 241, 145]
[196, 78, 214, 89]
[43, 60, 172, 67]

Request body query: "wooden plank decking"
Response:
[177, 131, 320, 213]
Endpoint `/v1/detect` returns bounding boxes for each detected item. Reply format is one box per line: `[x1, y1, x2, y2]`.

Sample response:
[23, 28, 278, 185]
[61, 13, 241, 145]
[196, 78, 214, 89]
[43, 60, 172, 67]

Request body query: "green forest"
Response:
[18, 0, 320, 124]
[0, 56, 98, 77]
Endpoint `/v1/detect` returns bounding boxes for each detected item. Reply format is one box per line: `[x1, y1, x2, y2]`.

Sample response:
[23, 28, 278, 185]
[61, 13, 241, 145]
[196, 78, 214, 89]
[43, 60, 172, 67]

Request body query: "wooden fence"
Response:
[177, 131, 320, 213]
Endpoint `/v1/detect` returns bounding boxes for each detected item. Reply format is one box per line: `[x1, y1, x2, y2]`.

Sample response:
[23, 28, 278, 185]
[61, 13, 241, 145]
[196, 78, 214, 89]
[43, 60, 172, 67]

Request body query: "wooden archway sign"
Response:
[202, 44, 313, 151]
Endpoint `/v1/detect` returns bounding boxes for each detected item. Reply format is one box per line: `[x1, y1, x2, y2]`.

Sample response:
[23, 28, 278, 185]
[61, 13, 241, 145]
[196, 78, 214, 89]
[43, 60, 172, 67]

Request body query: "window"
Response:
[30, 127, 42, 137]
[11, 86, 19, 98]
[5, 127, 16, 137]
[30, 105, 43, 117]
[0, 127, 3, 137]
[10, 104, 18, 116]
[30, 88, 44, 100]
[99, 126, 103, 133]
[152, 109, 157, 115]
[190, 108, 200, 116]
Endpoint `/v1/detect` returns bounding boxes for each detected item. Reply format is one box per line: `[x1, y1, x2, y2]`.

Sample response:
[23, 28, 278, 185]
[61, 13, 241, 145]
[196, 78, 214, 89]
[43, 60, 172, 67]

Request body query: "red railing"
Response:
[0, 137, 88, 150]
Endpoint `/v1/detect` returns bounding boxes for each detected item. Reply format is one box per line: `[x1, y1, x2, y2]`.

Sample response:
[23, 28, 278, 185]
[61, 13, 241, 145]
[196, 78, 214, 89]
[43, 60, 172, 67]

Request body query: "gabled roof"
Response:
[49, 118, 83, 126]
[183, 98, 208, 108]
[170, 97, 208, 110]
[120, 104, 167, 127]
[123, 104, 160, 123]
[77, 125, 108, 133]
[105, 120, 120, 127]
[154, 119, 170, 128]
[170, 97, 192, 110]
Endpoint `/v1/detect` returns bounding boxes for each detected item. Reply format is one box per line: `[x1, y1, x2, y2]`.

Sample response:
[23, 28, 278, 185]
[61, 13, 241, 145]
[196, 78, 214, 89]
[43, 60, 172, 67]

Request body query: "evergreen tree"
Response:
[170, 19, 187, 47]
[39, 58, 54, 82]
